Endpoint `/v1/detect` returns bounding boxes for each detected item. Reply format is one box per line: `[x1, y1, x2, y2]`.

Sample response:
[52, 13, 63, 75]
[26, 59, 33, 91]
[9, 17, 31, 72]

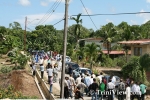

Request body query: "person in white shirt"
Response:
[131, 81, 140, 100]
[47, 64, 53, 83]
[32, 63, 36, 76]
[90, 76, 93, 84]
[126, 83, 131, 100]
[111, 75, 116, 85]
[107, 79, 115, 100]
[76, 75, 82, 85]
[91, 72, 96, 78]
[76, 79, 87, 96]
[57, 59, 62, 71]
[98, 72, 104, 83]
[39, 57, 44, 66]
[40, 64, 44, 79]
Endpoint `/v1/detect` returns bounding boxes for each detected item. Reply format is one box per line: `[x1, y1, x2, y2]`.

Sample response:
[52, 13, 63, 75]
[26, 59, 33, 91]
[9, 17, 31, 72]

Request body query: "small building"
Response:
[118, 39, 150, 56]
[80, 38, 131, 58]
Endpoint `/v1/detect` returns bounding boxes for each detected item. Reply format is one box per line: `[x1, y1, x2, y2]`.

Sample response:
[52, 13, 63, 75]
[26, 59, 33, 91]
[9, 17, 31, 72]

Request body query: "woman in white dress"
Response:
[126, 84, 131, 100]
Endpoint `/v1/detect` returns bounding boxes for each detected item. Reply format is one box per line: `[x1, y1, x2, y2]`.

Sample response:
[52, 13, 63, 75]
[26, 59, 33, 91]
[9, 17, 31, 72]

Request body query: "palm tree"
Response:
[71, 13, 82, 47]
[99, 22, 116, 56]
[76, 47, 85, 64]
[84, 43, 100, 69]
[139, 53, 150, 82]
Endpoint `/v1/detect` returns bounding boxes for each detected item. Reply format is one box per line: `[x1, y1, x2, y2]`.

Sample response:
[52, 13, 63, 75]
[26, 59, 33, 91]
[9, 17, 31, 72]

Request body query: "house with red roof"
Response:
[79, 38, 131, 58]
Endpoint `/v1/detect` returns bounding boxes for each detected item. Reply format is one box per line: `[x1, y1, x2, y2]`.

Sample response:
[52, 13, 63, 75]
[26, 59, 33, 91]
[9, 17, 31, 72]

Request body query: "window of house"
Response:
[134, 47, 142, 56]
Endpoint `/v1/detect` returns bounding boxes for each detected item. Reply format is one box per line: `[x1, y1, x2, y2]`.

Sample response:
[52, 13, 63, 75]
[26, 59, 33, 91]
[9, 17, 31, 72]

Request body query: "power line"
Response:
[53, 18, 64, 26]
[37, 0, 62, 25]
[72, 11, 150, 16]
[79, 0, 98, 30]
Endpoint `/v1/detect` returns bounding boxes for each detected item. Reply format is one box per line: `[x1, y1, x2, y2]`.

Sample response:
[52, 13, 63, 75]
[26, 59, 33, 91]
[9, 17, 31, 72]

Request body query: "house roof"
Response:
[79, 38, 103, 41]
[102, 50, 131, 55]
[118, 39, 150, 45]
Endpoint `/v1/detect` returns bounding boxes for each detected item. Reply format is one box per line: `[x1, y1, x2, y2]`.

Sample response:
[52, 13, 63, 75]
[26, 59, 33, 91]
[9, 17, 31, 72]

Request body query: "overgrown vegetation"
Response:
[122, 54, 150, 85]
[0, 85, 38, 99]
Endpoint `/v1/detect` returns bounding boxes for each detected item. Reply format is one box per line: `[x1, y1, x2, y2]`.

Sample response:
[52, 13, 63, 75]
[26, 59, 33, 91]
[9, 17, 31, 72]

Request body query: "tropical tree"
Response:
[84, 43, 100, 69]
[71, 13, 82, 47]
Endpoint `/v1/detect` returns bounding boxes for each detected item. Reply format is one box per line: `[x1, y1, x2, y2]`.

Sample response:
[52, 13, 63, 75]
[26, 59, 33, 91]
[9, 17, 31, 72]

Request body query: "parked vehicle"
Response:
[72, 67, 92, 78]
[65, 62, 80, 74]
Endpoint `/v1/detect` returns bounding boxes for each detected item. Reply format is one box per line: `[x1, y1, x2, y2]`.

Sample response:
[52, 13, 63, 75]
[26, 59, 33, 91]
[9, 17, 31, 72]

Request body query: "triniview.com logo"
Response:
[90, 90, 140, 95]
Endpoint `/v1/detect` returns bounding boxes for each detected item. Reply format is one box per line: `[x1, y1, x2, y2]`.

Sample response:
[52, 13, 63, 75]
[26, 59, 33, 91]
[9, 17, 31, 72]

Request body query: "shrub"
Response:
[0, 85, 38, 99]
[92, 69, 99, 75]
[0, 66, 12, 73]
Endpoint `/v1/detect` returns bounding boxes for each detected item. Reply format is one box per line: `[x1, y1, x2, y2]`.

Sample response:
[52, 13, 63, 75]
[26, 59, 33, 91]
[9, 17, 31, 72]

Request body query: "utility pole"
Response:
[24, 16, 27, 52]
[60, 0, 69, 98]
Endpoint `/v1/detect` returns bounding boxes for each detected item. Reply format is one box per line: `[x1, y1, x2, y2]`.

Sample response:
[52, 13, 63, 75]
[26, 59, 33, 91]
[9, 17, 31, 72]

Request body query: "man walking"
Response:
[40, 64, 44, 79]
[107, 79, 115, 100]
[90, 78, 99, 100]
[118, 79, 125, 100]
[140, 82, 147, 100]
[47, 64, 53, 83]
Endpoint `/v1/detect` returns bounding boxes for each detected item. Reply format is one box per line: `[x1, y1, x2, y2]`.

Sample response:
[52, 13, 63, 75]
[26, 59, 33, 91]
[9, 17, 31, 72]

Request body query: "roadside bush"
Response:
[114, 56, 126, 67]
[0, 85, 38, 99]
[92, 69, 99, 75]
[101, 55, 116, 67]
[0, 66, 12, 73]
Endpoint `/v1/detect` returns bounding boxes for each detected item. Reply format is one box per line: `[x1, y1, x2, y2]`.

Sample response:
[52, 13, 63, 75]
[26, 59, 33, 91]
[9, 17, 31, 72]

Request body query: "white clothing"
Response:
[111, 76, 116, 85]
[39, 59, 44, 64]
[77, 83, 87, 93]
[107, 82, 115, 89]
[92, 74, 96, 78]
[90, 78, 93, 84]
[57, 61, 62, 71]
[136, 85, 141, 96]
[98, 75, 104, 83]
[47, 68, 53, 76]
[76, 77, 82, 84]
[126, 86, 131, 100]
[32, 65, 36, 70]
[131, 84, 137, 93]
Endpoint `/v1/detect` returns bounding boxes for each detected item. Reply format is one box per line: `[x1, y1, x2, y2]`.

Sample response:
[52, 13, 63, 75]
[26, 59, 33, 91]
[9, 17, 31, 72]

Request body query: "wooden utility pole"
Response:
[60, 0, 69, 98]
[24, 16, 27, 52]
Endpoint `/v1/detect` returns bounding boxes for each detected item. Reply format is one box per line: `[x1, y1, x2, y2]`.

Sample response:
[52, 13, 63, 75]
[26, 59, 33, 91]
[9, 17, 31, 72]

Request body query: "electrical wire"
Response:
[79, 0, 98, 30]
[72, 11, 150, 16]
[53, 18, 64, 26]
[37, 0, 62, 25]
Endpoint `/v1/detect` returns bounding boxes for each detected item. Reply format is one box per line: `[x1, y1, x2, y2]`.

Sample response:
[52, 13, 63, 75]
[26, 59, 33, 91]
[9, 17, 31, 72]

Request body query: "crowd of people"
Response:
[30, 52, 147, 100]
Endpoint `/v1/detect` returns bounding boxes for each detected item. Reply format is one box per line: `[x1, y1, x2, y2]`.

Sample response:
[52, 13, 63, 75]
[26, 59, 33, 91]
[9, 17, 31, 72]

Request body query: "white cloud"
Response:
[14, 13, 64, 28]
[41, 1, 49, 6]
[137, 9, 150, 23]
[146, 0, 150, 3]
[130, 20, 138, 25]
[106, 19, 113, 23]
[18, 0, 30, 6]
[82, 7, 92, 15]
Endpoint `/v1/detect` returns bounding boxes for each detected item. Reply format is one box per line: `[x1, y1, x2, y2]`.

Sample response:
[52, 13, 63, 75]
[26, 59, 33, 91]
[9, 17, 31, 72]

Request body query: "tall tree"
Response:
[98, 22, 117, 55]
[71, 13, 82, 46]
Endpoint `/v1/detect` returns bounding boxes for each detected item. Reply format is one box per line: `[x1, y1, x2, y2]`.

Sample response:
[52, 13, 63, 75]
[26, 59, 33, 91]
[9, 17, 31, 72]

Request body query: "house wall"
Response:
[85, 40, 116, 50]
[130, 44, 150, 56]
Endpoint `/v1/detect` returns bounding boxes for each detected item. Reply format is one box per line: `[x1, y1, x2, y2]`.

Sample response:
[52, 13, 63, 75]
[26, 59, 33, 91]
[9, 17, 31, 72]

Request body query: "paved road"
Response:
[42, 60, 118, 100]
